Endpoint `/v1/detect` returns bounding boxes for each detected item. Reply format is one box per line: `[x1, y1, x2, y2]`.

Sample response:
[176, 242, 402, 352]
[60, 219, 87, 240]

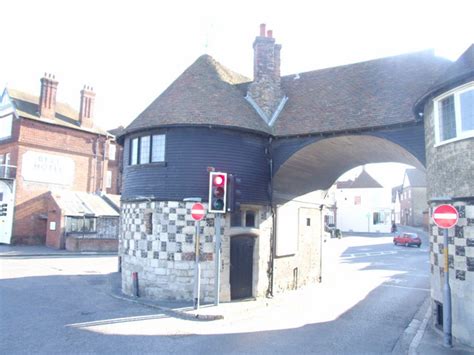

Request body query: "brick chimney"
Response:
[79, 85, 95, 128]
[247, 24, 284, 119]
[39, 73, 58, 119]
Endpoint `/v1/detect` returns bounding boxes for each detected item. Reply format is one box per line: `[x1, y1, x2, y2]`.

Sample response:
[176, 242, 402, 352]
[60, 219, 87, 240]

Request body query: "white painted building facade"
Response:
[334, 170, 392, 233]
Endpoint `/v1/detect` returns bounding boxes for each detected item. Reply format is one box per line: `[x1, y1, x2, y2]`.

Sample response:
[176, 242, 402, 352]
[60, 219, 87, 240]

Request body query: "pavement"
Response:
[1, 243, 473, 354]
[0, 244, 117, 257]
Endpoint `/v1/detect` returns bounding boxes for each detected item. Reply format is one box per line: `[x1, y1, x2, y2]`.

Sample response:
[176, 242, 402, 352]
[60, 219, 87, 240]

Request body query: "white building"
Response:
[335, 169, 392, 233]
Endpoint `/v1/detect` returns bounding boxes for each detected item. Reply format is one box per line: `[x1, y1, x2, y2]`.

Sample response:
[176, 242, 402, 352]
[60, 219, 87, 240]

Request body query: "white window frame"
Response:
[131, 138, 138, 165]
[0, 114, 13, 140]
[106, 170, 112, 188]
[108, 143, 116, 161]
[433, 81, 474, 146]
[151, 134, 166, 163]
[129, 134, 166, 166]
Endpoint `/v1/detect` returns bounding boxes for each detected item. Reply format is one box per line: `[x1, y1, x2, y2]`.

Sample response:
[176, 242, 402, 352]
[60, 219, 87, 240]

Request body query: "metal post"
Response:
[214, 214, 221, 306]
[193, 220, 201, 310]
[443, 228, 452, 348]
[132, 272, 139, 297]
[319, 205, 323, 283]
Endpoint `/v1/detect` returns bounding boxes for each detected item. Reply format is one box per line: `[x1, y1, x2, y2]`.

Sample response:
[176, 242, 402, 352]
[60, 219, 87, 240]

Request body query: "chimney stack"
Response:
[39, 73, 58, 119]
[79, 85, 95, 128]
[247, 24, 284, 120]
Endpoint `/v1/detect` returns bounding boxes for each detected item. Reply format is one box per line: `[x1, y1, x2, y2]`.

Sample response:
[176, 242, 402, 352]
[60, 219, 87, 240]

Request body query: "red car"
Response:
[393, 232, 421, 247]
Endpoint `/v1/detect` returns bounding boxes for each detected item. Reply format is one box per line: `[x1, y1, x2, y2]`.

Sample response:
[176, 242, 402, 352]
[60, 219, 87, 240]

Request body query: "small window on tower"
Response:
[245, 210, 256, 227]
[145, 212, 153, 235]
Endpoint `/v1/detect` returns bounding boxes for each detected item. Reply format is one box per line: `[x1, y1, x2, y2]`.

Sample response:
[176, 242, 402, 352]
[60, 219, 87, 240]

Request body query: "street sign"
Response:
[191, 203, 205, 221]
[432, 204, 459, 229]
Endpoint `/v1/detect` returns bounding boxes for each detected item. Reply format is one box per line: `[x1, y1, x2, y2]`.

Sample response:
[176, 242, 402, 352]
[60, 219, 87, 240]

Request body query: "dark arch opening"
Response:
[273, 135, 424, 202]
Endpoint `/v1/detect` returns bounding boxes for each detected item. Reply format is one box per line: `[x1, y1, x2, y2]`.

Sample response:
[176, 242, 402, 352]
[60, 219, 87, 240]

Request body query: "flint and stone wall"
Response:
[119, 200, 320, 303]
[429, 202, 474, 347]
[120, 200, 279, 302]
[120, 201, 228, 302]
[424, 97, 474, 347]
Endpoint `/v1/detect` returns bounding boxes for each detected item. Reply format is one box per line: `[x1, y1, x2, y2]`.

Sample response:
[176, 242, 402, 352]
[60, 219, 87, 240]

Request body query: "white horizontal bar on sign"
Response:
[433, 213, 458, 219]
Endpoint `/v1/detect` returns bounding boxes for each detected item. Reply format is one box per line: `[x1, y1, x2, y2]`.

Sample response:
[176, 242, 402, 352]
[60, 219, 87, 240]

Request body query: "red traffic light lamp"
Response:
[209, 172, 227, 213]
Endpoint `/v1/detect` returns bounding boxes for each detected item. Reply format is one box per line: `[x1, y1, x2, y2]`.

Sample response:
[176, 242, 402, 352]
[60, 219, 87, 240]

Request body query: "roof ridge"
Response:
[281, 49, 445, 79]
[200, 54, 251, 85]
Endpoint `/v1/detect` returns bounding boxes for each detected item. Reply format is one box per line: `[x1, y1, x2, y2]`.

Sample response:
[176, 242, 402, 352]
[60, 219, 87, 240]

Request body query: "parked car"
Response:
[393, 232, 421, 247]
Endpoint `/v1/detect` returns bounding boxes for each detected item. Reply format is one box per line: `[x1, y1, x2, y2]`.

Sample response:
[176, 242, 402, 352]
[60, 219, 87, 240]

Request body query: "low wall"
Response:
[66, 237, 118, 252]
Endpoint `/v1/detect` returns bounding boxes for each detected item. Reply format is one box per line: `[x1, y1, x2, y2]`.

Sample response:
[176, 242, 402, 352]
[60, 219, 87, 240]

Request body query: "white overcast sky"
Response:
[1, 0, 472, 187]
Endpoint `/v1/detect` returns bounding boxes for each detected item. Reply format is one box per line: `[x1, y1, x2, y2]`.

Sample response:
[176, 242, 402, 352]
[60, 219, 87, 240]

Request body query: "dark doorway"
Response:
[230, 235, 255, 300]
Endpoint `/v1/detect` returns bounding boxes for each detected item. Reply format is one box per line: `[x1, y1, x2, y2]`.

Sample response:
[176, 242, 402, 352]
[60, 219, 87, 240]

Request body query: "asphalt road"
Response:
[0, 228, 430, 354]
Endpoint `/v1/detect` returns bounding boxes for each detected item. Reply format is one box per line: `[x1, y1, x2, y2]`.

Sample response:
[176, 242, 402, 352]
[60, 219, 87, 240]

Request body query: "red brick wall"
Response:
[46, 194, 63, 249]
[7, 118, 121, 244]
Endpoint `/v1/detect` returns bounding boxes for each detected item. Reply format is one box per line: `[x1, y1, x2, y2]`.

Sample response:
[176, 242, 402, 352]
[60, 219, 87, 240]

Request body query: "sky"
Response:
[1, 0, 472, 187]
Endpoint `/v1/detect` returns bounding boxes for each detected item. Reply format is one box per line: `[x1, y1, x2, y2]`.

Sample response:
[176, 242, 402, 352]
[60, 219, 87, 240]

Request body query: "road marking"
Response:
[341, 250, 397, 259]
[67, 314, 169, 328]
[381, 284, 429, 291]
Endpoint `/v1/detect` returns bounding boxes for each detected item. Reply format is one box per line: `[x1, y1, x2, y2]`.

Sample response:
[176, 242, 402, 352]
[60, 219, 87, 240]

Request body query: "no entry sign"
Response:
[432, 204, 459, 229]
[191, 203, 205, 221]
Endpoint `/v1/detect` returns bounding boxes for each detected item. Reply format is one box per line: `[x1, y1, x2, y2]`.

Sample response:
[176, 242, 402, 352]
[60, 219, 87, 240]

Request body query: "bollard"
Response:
[118, 256, 122, 273]
[132, 272, 139, 298]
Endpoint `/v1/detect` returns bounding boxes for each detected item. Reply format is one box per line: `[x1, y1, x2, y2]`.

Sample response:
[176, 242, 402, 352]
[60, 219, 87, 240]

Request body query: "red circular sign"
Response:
[191, 203, 205, 221]
[432, 204, 459, 229]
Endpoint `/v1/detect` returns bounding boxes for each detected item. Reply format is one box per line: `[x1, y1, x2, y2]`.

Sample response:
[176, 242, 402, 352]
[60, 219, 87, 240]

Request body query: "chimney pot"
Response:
[39, 73, 58, 119]
[248, 24, 283, 120]
[79, 83, 96, 128]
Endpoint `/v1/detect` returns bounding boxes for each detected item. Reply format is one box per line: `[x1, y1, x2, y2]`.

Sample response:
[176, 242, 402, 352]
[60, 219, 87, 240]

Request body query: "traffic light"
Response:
[208, 172, 227, 213]
[227, 174, 242, 212]
[0, 203, 7, 217]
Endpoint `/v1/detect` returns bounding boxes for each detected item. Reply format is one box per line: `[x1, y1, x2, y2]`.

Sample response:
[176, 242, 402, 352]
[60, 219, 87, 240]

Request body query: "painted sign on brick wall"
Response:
[22, 151, 75, 186]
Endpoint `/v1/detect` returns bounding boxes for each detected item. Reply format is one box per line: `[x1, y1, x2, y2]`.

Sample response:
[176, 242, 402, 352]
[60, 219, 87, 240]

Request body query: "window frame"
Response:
[108, 143, 116, 161]
[106, 170, 112, 189]
[433, 81, 474, 146]
[0, 114, 13, 140]
[129, 134, 166, 166]
[65, 216, 97, 234]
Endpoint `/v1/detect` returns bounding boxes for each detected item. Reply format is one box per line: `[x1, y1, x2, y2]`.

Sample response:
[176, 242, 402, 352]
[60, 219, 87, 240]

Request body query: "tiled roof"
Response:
[124, 55, 271, 136]
[391, 185, 402, 202]
[8, 88, 109, 136]
[433, 44, 474, 88]
[414, 44, 474, 112]
[108, 125, 126, 138]
[124, 50, 451, 138]
[338, 169, 383, 189]
[273, 50, 451, 136]
[404, 169, 426, 187]
[336, 180, 353, 189]
[50, 190, 119, 217]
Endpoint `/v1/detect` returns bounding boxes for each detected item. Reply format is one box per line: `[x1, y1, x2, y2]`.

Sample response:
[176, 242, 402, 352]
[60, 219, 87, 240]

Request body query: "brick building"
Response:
[399, 168, 427, 227]
[0, 75, 121, 247]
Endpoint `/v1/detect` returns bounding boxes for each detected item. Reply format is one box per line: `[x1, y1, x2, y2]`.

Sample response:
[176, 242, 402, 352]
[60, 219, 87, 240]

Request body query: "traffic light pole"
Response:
[443, 227, 452, 348]
[214, 214, 221, 306]
[193, 220, 201, 310]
